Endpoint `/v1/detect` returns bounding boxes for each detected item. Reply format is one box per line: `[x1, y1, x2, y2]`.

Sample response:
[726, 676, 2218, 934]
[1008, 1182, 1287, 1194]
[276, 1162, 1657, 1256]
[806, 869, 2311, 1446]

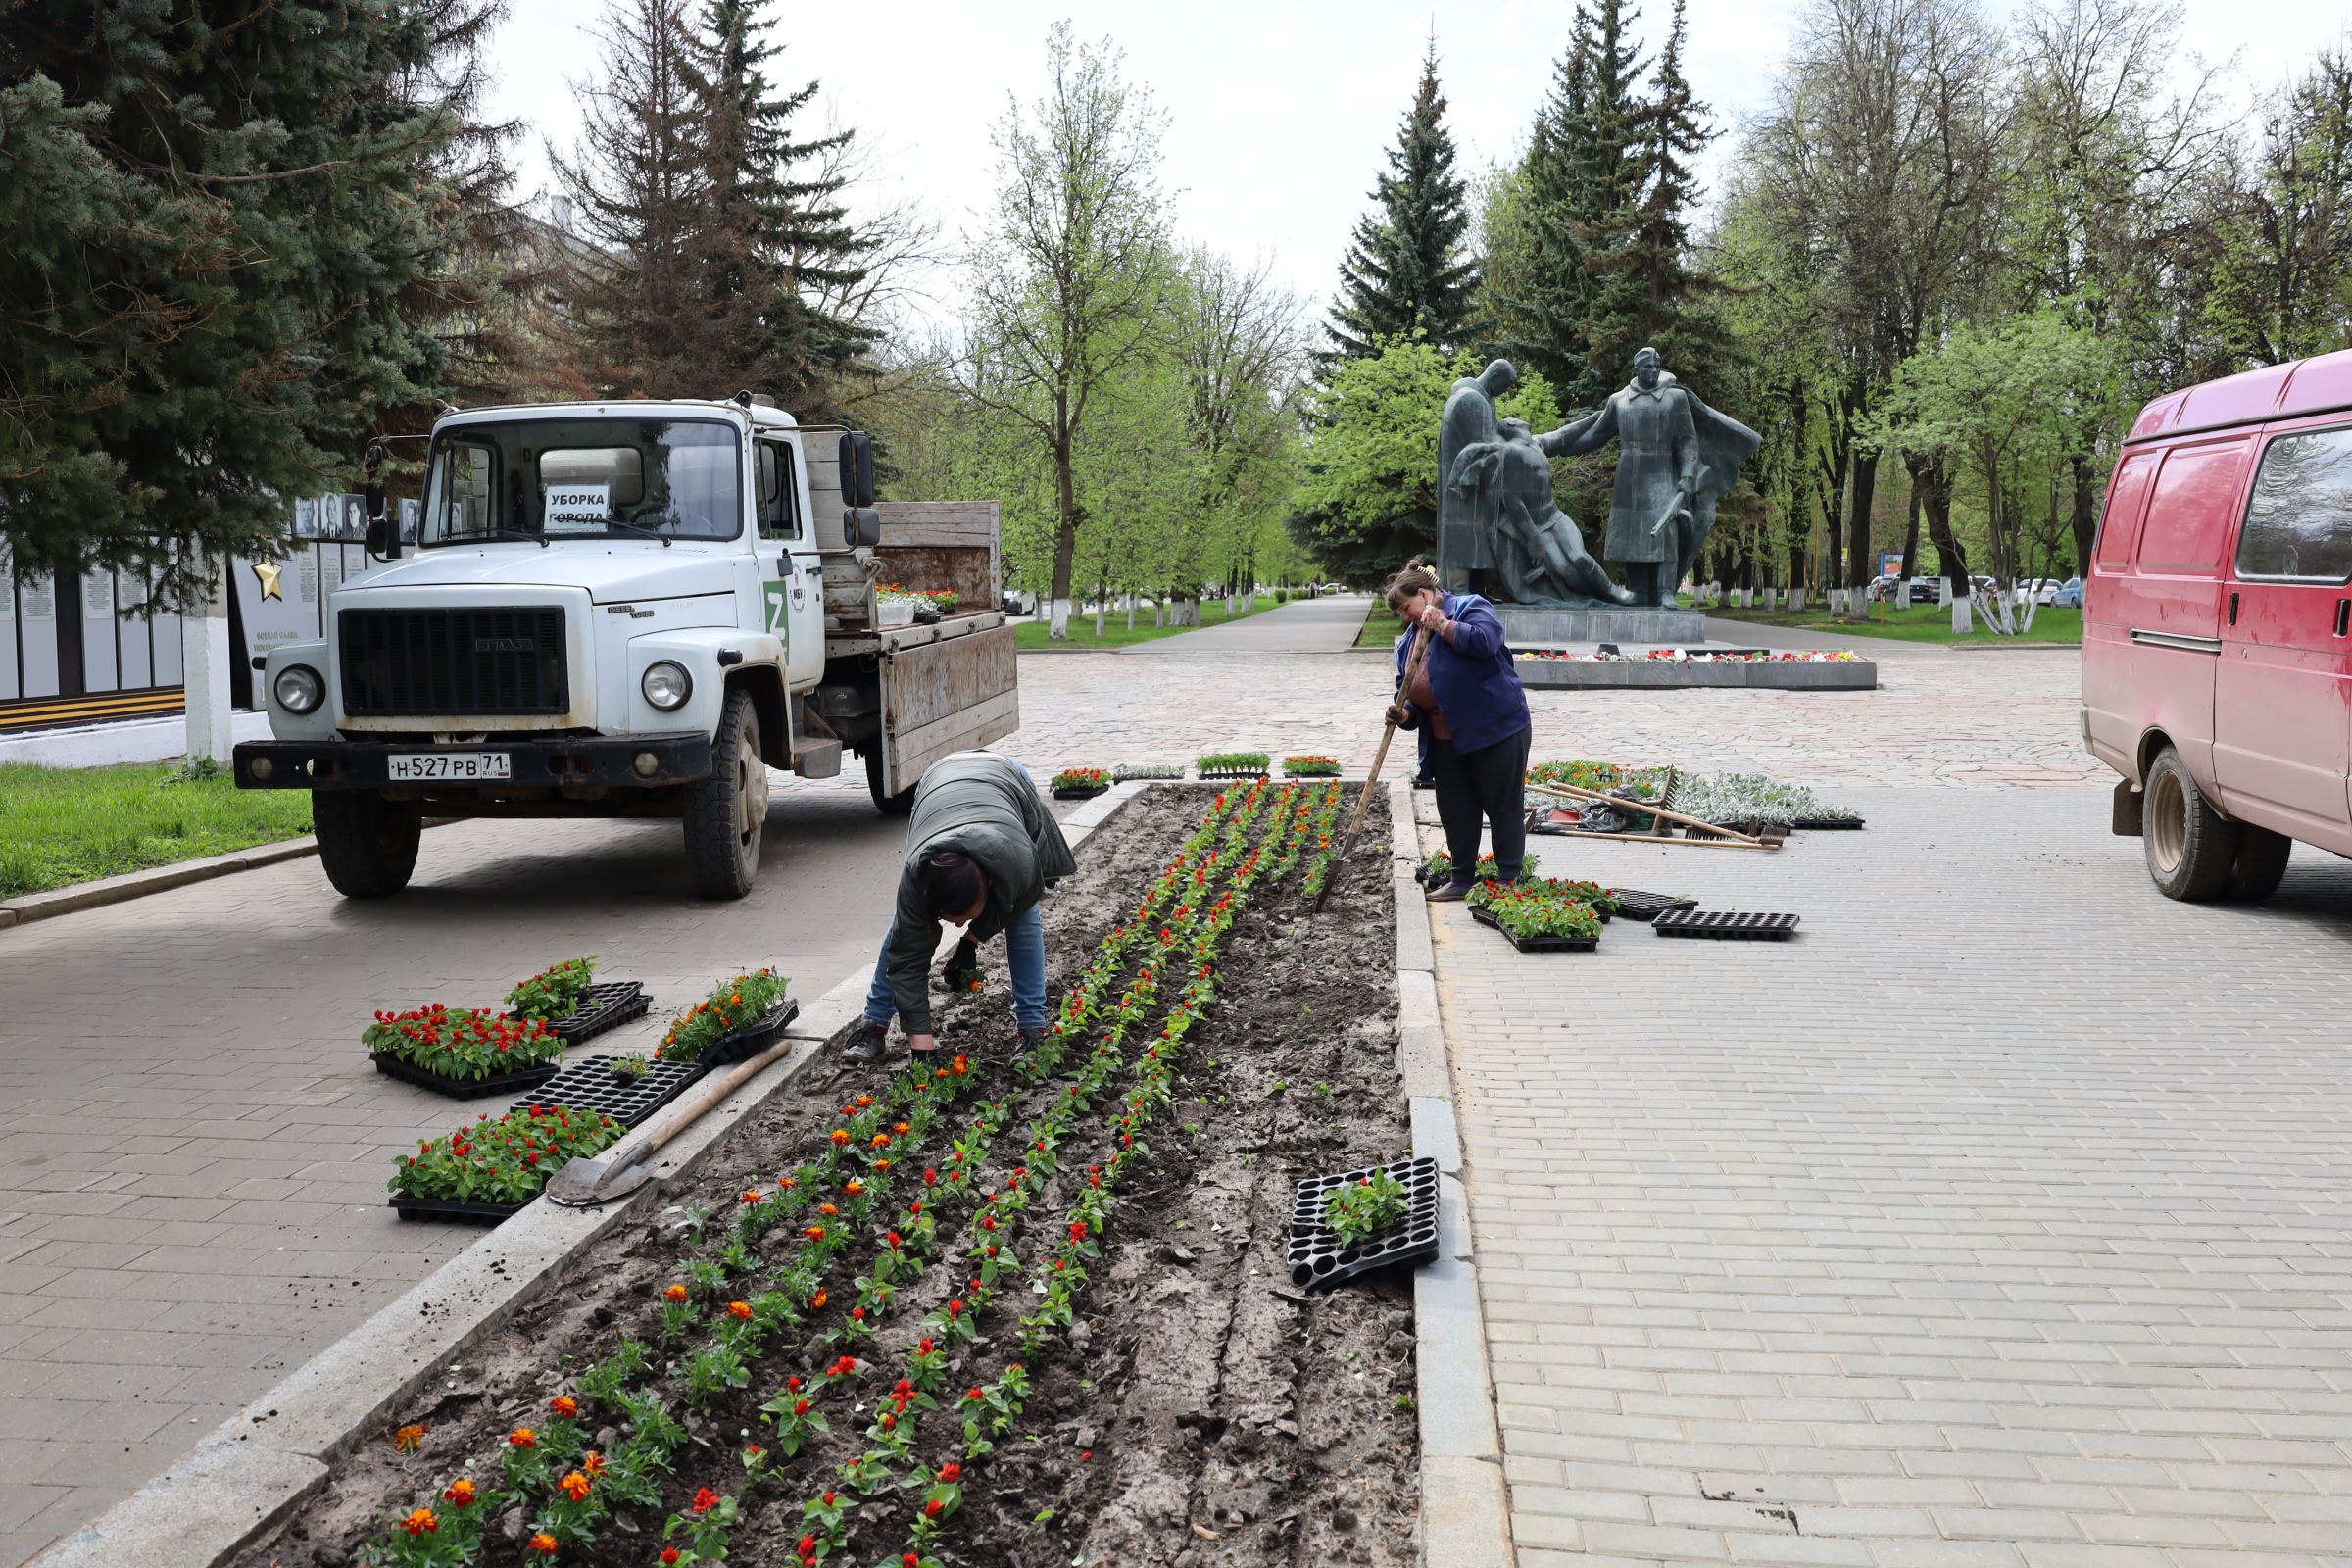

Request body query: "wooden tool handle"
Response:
[614, 1034, 801, 1165]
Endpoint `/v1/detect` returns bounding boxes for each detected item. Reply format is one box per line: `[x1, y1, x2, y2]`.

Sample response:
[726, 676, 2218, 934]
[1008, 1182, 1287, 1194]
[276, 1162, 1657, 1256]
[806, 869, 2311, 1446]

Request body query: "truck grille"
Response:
[339, 607, 569, 715]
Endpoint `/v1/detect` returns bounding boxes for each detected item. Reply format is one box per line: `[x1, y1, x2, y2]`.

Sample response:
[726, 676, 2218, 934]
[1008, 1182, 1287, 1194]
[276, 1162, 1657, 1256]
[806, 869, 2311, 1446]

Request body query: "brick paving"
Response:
[1422, 789, 2352, 1568]
[0, 642, 2095, 1561]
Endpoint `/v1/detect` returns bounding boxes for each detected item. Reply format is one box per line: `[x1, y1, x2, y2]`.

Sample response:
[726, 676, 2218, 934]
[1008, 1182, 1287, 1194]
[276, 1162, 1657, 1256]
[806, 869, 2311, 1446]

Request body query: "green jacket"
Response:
[885, 752, 1075, 1034]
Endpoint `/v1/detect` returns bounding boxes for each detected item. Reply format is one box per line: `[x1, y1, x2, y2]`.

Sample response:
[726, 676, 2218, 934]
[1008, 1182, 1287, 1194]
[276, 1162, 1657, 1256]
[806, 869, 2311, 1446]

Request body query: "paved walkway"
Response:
[1118, 593, 1372, 654]
[1423, 789, 2352, 1567]
[3, 644, 2095, 1561]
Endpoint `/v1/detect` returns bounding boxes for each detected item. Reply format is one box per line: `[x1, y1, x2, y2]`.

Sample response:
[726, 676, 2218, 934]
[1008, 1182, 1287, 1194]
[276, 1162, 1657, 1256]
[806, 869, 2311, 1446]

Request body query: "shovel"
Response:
[1309, 624, 1432, 914]
[545, 1034, 807, 1208]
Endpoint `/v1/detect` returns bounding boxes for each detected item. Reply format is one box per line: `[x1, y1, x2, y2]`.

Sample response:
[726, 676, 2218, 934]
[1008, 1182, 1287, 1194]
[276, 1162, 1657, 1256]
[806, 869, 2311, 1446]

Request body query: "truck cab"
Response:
[2084, 348, 2352, 901]
[233, 397, 1016, 900]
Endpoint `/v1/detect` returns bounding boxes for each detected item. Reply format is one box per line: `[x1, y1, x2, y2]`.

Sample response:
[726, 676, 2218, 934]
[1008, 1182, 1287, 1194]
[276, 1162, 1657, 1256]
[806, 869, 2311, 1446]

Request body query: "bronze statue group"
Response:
[1436, 348, 1759, 610]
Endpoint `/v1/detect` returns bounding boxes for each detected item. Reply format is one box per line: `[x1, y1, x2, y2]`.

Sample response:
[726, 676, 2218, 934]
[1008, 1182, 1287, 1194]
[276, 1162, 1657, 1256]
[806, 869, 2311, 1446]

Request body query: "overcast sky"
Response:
[483, 0, 2349, 327]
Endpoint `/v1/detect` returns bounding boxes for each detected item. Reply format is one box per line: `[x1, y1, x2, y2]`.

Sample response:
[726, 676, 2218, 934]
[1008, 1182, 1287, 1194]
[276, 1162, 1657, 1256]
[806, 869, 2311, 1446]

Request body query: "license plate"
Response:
[388, 752, 511, 781]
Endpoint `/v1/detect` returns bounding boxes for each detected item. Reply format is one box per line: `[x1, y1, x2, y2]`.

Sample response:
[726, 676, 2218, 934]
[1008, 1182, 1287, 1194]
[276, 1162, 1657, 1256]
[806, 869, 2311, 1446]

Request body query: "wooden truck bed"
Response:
[826, 612, 1017, 796]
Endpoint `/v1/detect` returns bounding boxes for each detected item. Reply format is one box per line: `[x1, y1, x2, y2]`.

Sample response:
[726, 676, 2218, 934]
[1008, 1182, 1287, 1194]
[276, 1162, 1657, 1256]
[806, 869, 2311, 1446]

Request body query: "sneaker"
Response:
[1426, 881, 1473, 903]
[842, 1020, 894, 1064]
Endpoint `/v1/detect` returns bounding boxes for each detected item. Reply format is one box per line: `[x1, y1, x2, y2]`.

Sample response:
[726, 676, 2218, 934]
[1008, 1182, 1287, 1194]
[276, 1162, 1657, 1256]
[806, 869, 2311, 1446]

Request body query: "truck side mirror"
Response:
[838, 431, 875, 509]
[843, 507, 881, 548]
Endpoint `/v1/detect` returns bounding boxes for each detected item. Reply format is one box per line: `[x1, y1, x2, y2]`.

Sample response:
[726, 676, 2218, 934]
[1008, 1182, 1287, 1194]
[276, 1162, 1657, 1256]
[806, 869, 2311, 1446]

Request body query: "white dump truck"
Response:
[232, 396, 1017, 899]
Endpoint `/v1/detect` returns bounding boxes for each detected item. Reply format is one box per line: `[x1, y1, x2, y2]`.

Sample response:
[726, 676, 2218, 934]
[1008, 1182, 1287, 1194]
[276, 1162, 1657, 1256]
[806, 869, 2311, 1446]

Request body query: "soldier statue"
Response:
[1435, 348, 1758, 610]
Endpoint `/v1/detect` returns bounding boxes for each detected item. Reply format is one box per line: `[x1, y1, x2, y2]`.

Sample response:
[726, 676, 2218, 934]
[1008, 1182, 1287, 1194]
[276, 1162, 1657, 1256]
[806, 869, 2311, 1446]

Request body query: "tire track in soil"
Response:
[237, 787, 1412, 1568]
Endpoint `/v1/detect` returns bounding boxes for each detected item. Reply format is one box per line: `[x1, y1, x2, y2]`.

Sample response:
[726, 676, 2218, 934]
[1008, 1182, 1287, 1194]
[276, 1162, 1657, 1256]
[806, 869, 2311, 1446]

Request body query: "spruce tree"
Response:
[1588, 0, 1737, 400]
[1324, 46, 1480, 364]
[0, 0, 469, 602]
[556, 0, 875, 414]
[690, 0, 876, 415]
[1505, 0, 1648, 396]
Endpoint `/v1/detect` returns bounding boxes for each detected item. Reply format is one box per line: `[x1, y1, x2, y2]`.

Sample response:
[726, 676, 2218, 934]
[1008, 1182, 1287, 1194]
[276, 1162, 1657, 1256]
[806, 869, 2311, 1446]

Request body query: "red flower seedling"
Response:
[402, 1507, 437, 1537]
[549, 1395, 578, 1418]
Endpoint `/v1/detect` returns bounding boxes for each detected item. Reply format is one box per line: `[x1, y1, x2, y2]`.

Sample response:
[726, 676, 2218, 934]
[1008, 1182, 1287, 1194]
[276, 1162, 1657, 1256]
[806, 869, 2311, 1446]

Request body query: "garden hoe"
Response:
[1309, 624, 1432, 914]
[546, 1034, 804, 1207]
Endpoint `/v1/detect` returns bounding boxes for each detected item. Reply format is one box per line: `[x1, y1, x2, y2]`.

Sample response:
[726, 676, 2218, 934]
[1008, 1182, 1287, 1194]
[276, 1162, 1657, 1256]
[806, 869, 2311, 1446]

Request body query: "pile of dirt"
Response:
[252, 785, 1411, 1568]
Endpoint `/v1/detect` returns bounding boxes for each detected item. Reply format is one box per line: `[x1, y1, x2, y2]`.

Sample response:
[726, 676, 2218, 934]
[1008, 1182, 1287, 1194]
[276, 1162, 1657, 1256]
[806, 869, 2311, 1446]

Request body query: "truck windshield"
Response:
[419, 417, 743, 546]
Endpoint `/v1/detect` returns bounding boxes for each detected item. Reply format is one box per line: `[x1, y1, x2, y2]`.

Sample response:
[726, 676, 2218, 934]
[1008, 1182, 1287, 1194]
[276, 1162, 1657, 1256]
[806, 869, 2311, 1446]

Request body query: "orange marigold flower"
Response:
[819, 1202, 839, 1216]
[444, 1478, 477, 1507]
[509, 1427, 538, 1448]
[663, 1284, 690, 1302]
[804, 1225, 826, 1241]
[728, 1300, 753, 1320]
[894, 1121, 911, 1135]
[549, 1395, 578, 1418]
[874, 1158, 892, 1171]
[403, 1507, 438, 1536]
[392, 1423, 428, 1452]
[855, 1094, 874, 1107]
[809, 1290, 828, 1309]
[582, 1451, 608, 1478]
[843, 1179, 864, 1195]
[871, 1133, 891, 1149]
[528, 1532, 560, 1555]
[829, 1129, 851, 1146]
[741, 1189, 763, 1204]
[558, 1470, 591, 1500]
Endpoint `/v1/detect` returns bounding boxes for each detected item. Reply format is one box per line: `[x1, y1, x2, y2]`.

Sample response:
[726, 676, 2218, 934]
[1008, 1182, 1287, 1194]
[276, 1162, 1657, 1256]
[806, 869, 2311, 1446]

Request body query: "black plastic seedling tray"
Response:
[1289, 1155, 1441, 1292]
[389, 1194, 528, 1225]
[371, 1053, 562, 1101]
[696, 998, 799, 1066]
[1610, 888, 1700, 922]
[1052, 783, 1111, 800]
[1653, 909, 1801, 940]
[526, 980, 652, 1045]
[1792, 816, 1865, 830]
[1196, 768, 1270, 781]
[1469, 906, 1599, 953]
[508, 1055, 707, 1127]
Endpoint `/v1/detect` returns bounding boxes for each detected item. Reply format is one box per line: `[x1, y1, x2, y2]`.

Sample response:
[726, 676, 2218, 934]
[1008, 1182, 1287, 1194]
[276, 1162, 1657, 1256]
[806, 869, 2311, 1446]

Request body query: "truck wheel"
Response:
[684, 689, 768, 899]
[866, 748, 915, 815]
[2225, 822, 2291, 903]
[314, 793, 421, 899]
[2142, 746, 2237, 902]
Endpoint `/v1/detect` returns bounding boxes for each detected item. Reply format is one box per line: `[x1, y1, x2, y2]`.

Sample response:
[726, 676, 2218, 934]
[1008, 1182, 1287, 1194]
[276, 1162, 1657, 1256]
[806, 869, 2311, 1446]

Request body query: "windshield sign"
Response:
[420, 418, 742, 546]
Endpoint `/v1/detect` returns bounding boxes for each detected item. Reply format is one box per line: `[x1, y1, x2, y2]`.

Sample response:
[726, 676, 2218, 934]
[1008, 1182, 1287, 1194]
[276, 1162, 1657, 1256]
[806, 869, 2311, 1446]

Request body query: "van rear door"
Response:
[2104, 437, 2247, 779]
[2212, 421, 2352, 851]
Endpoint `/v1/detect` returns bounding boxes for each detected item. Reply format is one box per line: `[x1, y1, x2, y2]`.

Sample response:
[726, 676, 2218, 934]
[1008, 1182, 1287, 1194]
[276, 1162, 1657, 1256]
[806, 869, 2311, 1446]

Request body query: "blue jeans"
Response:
[863, 902, 1048, 1033]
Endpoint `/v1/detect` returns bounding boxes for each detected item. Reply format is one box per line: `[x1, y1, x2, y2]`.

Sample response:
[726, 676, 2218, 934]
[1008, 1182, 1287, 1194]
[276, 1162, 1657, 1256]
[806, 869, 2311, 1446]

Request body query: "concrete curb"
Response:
[0, 819, 464, 932]
[1390, 777, 1516, 1568]
[31, 786, 1159, 1568]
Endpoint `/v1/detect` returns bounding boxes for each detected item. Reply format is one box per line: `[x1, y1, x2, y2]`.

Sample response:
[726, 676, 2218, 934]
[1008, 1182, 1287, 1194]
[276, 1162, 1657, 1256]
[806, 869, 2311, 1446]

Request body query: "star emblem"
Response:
[252, 559, 284, 601]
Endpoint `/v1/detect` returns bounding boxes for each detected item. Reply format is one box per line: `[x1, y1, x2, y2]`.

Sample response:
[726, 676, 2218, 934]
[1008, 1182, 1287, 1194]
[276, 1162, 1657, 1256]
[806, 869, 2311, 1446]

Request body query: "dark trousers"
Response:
[1429, 724, 1531, 883]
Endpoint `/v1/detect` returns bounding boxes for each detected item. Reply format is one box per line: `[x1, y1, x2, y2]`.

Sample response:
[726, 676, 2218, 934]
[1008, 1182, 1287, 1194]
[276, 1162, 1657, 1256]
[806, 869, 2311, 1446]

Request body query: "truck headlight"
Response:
[641, 661, 692, 710]
[274, 664, 324, 714]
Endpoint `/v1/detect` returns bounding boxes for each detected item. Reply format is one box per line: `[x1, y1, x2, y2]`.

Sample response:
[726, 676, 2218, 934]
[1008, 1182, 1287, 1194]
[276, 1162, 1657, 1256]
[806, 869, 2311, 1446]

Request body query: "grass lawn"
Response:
[1703, 601, 2082, 645]
[1016, 596, 1287, 650]
[0, 760, 316, 898]
[1355, 604, 1407, 649]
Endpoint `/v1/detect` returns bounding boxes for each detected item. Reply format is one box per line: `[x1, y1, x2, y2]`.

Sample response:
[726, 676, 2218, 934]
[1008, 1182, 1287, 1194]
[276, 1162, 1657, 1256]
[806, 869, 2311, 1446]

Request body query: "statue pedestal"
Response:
[1494, 604, 1708, 645]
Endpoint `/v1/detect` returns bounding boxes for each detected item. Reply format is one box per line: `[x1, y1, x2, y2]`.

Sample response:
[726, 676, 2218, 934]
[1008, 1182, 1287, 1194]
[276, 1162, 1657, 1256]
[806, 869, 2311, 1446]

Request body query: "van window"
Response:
[2135, 439, 2250, 573]
[2235, 425, 2352, 581]
[2095, 451, 2157, 566]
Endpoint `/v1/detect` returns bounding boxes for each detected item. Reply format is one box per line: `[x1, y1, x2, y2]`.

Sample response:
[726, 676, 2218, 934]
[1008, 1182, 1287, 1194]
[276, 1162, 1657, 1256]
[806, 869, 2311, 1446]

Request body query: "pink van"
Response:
[2085, 347, 2352, 900]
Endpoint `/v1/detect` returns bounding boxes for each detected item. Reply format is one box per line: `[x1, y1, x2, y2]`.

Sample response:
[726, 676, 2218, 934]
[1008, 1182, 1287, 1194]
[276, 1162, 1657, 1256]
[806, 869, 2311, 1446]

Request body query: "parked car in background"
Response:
[2050, 577, 2083, 608]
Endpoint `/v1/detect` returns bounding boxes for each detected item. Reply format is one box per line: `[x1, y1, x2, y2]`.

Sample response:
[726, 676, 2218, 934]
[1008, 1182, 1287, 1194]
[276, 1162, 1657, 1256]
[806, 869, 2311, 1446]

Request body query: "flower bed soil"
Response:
[248, 784, 1414, 1568]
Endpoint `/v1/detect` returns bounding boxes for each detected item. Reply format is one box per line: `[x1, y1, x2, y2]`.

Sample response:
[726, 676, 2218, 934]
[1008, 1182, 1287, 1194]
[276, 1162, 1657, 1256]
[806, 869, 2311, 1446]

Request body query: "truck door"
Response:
[2111, 436, 2246, 780]
[2213, 421, 2352, 851]
[755, 436, 825, 687]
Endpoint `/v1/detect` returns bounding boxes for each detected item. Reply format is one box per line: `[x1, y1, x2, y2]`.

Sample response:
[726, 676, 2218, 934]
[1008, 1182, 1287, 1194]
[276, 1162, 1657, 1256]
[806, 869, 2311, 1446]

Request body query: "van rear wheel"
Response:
[2142, 746, 2237, 902]
[2225, 822, 2292, 903]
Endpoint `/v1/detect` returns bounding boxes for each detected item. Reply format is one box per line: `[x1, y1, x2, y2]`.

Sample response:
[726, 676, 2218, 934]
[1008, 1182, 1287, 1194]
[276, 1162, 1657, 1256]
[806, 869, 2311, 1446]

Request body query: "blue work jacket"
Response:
[1394, 593, 1531, 755]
